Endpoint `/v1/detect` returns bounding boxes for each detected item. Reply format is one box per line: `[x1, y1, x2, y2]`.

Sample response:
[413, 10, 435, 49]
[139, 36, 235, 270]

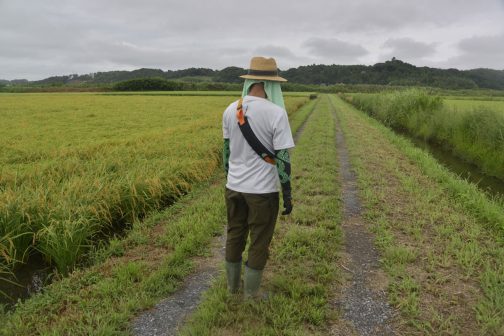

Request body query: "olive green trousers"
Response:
[225, 188, 279, 270]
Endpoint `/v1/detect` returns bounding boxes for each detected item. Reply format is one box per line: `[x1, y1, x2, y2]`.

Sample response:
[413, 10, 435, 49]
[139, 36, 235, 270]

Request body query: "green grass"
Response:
[179, 96, 342, 335]
[344, 90, 504, 180]
[331, 94, 504, 335]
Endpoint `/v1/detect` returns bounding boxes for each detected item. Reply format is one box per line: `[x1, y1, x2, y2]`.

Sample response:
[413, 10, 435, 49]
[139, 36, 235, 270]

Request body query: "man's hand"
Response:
[282, 194, 293, 215]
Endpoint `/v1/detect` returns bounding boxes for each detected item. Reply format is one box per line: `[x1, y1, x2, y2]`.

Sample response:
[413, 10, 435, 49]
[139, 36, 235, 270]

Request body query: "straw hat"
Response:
[240, 56, 287, 82]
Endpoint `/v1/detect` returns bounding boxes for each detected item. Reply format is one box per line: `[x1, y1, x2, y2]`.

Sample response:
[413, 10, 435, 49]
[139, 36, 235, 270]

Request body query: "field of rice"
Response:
[444, 98, 504, 111]
[0, 93, 308, 276]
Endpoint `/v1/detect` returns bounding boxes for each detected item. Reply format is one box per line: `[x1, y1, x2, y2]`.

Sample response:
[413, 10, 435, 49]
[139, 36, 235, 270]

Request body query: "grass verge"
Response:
[343, 89, 504, 180]
[179, 96, 342, 335]
[330, 94, 504, 335]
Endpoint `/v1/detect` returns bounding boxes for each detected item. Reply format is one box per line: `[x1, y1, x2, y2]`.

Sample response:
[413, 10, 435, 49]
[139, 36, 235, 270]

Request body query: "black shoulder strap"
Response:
[236, 98, 276, 165]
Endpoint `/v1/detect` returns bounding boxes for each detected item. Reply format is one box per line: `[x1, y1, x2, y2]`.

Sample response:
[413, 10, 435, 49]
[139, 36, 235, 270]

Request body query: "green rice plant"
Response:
[0, 264, 20, 300]
[0, 235, 25, 301]
[0, 200, 33, 266]
[35, 218, 95, 276]
[0, 232, 32, 268]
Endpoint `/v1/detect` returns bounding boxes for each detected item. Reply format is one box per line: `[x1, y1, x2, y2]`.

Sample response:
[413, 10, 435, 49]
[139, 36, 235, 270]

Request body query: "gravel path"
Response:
[330, 98, 396, 336]
[131, 237, 225, 336]
[131, 99, 319, 336]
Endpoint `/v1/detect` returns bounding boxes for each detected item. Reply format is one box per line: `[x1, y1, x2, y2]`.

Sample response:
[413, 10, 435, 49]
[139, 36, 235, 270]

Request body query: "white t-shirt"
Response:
[222, 95, 295, 194]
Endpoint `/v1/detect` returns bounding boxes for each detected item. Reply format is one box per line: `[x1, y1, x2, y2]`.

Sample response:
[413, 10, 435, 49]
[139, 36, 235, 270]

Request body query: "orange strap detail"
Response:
[236, 98, 245, 125]
[236, 97, 276, 165]
[264, 156, 276, 165]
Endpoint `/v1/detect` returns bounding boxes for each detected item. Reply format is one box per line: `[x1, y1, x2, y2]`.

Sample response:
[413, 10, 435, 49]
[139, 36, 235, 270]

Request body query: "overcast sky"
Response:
[1, 0, 504, 80]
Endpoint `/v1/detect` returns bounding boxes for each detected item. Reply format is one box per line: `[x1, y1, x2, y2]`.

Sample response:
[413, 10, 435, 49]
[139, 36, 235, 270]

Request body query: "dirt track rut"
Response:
[330, 96, 396, 336]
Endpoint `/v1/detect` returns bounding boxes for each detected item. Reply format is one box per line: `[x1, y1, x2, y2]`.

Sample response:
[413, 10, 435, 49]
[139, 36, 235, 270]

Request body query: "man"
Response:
[222, 56, 294, 298]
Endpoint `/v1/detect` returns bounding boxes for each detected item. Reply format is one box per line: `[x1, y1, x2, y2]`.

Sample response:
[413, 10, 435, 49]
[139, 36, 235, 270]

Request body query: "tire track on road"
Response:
[329, 95, 396, 336]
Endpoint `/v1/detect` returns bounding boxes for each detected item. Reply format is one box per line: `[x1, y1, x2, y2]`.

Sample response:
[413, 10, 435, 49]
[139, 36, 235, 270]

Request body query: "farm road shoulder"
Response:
[330, 94, 504, 335]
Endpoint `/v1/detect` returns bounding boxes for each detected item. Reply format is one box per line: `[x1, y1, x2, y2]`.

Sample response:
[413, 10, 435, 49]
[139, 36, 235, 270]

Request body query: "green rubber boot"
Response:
[244, 265, 263, 298]
[225, 261, 242, 294]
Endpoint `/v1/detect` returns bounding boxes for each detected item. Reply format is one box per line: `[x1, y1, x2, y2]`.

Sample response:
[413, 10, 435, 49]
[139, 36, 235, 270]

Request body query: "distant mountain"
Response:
[26, 67, 217, 86]
[0, 79, 29, 85]
[3, 59, 504, 90]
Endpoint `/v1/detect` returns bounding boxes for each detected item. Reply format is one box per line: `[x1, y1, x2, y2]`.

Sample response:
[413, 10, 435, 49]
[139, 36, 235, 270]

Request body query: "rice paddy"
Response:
[445, 99, 504, 109]
[0, 93, 308, 276]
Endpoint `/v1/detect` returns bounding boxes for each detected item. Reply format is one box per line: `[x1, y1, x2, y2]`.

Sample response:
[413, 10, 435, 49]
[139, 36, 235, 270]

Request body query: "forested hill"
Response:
[282, 60, 504, 90]
[2, 59, 504, 90]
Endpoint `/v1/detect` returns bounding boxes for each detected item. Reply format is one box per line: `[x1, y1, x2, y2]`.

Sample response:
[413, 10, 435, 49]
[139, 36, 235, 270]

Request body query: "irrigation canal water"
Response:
[395, 128, 504, 199]
[1, 227, 133, 308]
[1, 256, 50, 308]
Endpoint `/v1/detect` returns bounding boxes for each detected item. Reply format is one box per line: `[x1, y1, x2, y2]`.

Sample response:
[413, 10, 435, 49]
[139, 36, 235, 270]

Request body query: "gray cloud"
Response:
[459, 34, 504, 54]
[1, 0, 504, 79]
[303, 38, 369, 63]
[381, 38, 437, 62]
[312, 0, 504, 34]
[254, 46, 296, 59]
[447, 34, 504, 69]
[252, 45, 312, 69]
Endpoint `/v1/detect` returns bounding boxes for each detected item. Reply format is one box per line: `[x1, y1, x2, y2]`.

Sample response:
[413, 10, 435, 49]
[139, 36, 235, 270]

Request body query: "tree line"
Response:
[2, 59, 504, 91]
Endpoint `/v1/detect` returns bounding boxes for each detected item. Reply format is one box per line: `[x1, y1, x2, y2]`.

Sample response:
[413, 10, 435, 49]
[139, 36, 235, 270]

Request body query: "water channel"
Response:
[395, 128, 504, 199]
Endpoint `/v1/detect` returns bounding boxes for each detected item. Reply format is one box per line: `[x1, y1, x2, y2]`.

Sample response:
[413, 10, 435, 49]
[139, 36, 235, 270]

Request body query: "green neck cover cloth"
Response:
[241, 79, 285, 109]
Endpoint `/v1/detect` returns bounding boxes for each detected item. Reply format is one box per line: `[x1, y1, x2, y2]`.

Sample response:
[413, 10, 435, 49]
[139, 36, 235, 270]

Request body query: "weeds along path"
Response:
[131, 99, 319, 336]
[0, 99, 314, 336]
[328, 97, 396, 335]
[329, 94, 504, 335]
[178, 96, 343, 335]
